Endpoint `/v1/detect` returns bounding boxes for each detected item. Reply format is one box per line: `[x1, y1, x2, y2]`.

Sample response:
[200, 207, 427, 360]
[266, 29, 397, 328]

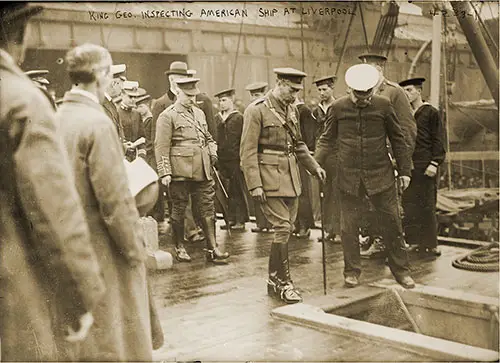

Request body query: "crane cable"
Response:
[230, 2, 246, 89]
[335, 2, 358, 77]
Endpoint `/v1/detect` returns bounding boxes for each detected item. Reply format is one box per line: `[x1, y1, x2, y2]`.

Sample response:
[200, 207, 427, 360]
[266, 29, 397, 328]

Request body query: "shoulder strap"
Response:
[263, 98, 299, 145]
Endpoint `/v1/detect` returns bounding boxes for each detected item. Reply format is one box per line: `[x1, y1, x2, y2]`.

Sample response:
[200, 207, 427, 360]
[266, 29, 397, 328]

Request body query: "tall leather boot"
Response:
[172, 221, 191, 262]
[201, 217, 229, 264]
[267, 243, 282, 296]
[277, 243, 302, 303]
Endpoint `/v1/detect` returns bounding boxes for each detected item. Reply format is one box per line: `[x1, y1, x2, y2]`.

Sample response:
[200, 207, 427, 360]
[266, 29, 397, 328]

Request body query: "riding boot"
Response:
[278, 243, 302, 303]
[201, 217, 229, 264]
[267, 243, 282, 295]
[172, 221, 191, 262]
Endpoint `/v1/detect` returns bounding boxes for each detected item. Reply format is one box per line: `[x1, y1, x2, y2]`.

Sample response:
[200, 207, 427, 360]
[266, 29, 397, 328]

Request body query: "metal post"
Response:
[300, 2, 306, 98]
[442, 14, 453, 191]
[451, 1, 499, 108]
[482, 159, 486, 188]
[430, 7, 441, 108]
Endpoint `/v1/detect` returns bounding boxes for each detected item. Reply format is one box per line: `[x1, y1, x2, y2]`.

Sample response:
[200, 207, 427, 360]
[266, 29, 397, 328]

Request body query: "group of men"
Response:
[1, 3, 447, 360]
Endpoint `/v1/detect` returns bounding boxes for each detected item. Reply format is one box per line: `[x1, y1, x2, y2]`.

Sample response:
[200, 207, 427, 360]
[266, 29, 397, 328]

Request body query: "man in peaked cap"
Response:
[155, 77, 229, 265]
[241, 67, 326, 304]
[399, 77, 446, 257]
[1, 4, 106, 360]
[246, 81, 268, 102]
[214, 88, 249, 231]
[358, 52, 417, 258]
[244, 81, 273, 234]
[312, 75, 341, 243]
[102, 63, 127, 139]
[118, 80, 147, 161]
[25, 69, 57, 109]
[315, 64, 415, 289]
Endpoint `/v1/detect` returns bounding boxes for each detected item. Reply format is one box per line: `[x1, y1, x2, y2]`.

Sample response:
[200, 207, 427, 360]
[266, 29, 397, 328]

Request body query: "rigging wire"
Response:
[471, 2, 499, 54]
[359, 2, 370, 52]
[231, 2, 246, 89]
[335, 2, 358, 77]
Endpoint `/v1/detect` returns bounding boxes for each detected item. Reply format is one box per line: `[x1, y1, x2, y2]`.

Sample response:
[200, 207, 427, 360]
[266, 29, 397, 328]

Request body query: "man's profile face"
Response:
[279, 81, 300, 105]
[317, 84, 334, 102]
[168, 74, 184, 95]
[403, 85, 420, 103]
[177, 90, 196, 107]
[250, 91, 264, 101]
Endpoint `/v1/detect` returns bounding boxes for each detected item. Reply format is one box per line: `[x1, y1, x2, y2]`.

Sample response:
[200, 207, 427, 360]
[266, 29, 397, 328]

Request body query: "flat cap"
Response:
[399, 77, 426, 88]
[214, 88, 235, 98]
[245, 82, 268, 93]
[175, 77, 200, 96]
[0, 3, 43, 23]
[345, 64, 380, 92]
[313, 75, 336, 86]
[274, 68, 307, 90]
[165, 61, 189, 76]
[110, 64, 126, 78]
[358, 53, 388, 63]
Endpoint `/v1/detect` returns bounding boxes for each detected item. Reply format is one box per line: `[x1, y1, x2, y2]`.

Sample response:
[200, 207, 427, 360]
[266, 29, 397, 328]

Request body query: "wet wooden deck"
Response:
[150, 221, 499, 361]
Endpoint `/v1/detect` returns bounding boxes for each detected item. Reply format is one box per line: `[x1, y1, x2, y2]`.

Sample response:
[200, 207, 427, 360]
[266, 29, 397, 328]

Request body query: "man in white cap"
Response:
[241, 68, 326, 304]
[315, 64, 415, 289]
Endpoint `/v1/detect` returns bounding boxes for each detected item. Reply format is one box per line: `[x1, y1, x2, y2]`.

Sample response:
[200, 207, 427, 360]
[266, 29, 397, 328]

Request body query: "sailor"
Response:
[214, 88, 249, 231]
[315, 64, 415, 289]
[244, 81, 274, 234]
[155, 77, 229, 264]
[399, 77, 446, 256]
[119, 80, 147, 161]
[358, 53, 417, 258]
[241, 68, 326, 303]
[312, 75, 341, 243]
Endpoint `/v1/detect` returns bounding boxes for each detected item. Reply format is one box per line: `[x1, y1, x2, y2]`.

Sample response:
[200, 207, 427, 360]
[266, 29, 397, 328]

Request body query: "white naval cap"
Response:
[345, 64, 379, 92]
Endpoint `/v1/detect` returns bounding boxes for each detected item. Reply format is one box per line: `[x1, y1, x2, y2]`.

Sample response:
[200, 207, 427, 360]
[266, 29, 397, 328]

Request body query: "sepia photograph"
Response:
[0, 0, 499, 361]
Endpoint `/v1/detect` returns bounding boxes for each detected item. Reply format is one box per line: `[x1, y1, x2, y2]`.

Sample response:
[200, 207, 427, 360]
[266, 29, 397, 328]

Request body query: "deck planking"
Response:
[151, 221, 499, 361]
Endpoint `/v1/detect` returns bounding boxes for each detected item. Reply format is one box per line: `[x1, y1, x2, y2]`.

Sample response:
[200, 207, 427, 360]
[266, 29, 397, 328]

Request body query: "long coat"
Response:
[315, 95, 411, 196]
[56, 91, 152, 361]
[0, 50, 105, 361]
[240, 91, 320, 198]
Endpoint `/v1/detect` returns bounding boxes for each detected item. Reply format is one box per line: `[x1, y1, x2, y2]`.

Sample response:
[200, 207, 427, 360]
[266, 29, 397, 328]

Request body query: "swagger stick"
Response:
[319, 183, 327, 295]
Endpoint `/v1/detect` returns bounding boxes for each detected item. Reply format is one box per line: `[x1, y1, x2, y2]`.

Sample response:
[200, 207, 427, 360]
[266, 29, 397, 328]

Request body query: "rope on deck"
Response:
[451, 242, 499, 272]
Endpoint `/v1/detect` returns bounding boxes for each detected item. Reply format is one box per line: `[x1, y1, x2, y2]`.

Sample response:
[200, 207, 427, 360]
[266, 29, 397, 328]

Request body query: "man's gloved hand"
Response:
[161, 175, 172, 188]
[398, 175, 411, 191]
[210, 155, 218, 169]
[250, 187, 266, 203]
[64, 311, 94, 343]
[424, 163, 438, 178]
[315, 167, 327, 183]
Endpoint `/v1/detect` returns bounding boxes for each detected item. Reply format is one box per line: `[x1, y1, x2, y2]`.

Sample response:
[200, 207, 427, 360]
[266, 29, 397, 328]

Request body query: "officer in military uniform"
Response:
[244, 81, 274, 234]
[103, 64, 126, 140]
[214, 88, 249, 231]
[358, 53, 417, 258]
[399, 77, 446, 256]
[312, 75, 341, 243]
[118, 81, 147, 161]
[241, 68, 326, 303]
[316, 64, 415, 289]
[155, 77, 229, 264]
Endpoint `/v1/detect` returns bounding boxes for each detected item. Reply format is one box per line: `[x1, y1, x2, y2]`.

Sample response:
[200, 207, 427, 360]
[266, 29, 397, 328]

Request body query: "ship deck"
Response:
[151, 222, 499, 361]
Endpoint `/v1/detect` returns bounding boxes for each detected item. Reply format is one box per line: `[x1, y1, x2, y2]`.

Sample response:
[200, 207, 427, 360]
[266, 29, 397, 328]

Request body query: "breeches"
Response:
[169, 180, 215, 224]
[261, 197, 299, 244]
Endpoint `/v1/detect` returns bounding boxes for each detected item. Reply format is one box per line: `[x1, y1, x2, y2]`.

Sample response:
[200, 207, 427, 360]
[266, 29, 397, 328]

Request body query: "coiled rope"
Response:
[452, 242, 499, 272]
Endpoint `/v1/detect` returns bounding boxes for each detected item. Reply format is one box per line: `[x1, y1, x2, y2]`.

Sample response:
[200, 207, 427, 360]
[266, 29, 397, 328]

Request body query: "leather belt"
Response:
[258, 143, 294, 156]
[172, 140, 205, 147]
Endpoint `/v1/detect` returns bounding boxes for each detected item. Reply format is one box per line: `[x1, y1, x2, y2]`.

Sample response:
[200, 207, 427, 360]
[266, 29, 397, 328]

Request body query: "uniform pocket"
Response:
[258, 153, 280, 191]
[170, 146, 194, 178]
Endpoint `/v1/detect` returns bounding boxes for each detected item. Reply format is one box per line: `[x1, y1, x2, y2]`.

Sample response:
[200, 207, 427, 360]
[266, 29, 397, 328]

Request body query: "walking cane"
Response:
[319, 182, 327, 295]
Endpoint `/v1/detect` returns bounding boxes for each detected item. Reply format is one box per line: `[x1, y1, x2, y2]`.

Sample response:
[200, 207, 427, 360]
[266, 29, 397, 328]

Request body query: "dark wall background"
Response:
[22, 49, 186, 100]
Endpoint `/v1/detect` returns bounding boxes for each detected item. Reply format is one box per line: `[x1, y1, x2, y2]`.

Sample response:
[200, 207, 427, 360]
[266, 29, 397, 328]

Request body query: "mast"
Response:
[450, 1, 499, 108]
